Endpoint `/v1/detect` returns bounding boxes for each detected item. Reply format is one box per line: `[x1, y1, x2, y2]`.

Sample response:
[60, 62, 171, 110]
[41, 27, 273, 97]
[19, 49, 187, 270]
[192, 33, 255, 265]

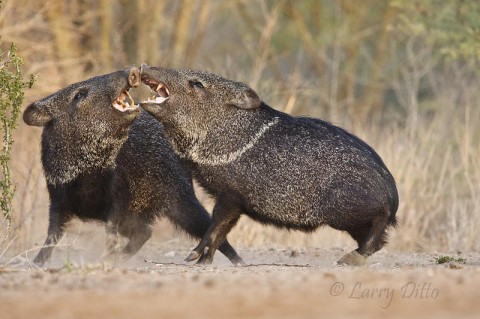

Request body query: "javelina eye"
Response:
[189, 80, 204, 89]
[73, 89, 88, 101]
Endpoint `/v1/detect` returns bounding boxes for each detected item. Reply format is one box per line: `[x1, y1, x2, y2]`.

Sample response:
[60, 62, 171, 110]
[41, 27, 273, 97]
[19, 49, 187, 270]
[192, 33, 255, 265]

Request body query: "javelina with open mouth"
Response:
[140, 64, 399, 266]
[23, 68, 244, 266]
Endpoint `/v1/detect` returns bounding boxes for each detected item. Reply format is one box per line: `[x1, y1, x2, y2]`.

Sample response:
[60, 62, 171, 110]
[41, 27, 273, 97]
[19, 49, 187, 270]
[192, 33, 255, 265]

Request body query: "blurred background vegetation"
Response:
[1, 0, 479, 260]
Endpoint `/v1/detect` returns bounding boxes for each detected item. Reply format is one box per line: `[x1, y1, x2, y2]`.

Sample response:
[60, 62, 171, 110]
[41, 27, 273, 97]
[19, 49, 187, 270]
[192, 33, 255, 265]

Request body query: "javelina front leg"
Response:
[34, 209, 71, 266]
[185, 198, 241, 265]
[163, 195, 244, 265]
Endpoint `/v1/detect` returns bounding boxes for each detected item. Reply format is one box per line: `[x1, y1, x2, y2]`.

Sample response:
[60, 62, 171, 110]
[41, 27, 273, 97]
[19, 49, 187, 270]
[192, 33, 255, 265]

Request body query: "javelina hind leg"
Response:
[338, 211, 390, 266]
[185, 198, 241, 265]
[118, 216, 152, 257]
[102, 216, 152, 263]
[34, 210, 72, 266]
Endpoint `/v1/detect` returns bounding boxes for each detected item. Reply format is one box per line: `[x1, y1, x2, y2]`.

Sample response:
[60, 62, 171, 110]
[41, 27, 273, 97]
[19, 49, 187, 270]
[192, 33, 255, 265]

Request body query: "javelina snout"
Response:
[140, 64, 399, 266]
[24, 67, 244, 266]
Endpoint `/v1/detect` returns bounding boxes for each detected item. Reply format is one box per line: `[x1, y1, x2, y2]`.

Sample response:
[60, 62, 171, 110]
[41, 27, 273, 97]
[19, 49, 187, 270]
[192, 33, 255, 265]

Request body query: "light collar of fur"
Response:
[183, 117, 280, 166]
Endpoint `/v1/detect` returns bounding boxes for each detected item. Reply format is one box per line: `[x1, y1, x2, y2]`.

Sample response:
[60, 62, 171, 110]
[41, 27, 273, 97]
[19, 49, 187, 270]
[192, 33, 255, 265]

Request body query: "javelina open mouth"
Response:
[112, 89, 138, 112]
[142, 78, 170, 104]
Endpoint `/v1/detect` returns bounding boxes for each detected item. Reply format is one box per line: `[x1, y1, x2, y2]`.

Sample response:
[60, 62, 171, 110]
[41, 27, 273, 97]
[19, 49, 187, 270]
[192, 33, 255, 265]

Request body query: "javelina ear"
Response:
[230, 88, 262, 110]
[23, 102, 53, 126]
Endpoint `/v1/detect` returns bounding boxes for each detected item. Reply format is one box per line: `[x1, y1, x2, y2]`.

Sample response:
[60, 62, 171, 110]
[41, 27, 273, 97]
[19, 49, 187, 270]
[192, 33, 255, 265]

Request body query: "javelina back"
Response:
[23, 68, 243, 266]
[140, 64, 399, 266]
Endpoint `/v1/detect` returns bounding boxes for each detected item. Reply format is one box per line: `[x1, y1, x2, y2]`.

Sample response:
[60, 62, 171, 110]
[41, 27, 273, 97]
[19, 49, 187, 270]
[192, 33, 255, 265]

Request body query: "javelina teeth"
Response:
[155, 83, 170, 97]
[125, 90, 135, 108]
[112, 90, 138, 111]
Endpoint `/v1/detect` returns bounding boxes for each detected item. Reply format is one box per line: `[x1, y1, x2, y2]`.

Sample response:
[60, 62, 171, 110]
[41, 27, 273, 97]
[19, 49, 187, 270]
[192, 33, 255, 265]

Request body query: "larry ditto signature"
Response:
[329, 281, 439, 308]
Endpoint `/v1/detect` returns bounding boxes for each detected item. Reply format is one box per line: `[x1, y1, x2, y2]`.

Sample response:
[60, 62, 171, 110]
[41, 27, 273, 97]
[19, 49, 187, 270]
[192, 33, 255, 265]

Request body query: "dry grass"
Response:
[1, 0, 479, 259]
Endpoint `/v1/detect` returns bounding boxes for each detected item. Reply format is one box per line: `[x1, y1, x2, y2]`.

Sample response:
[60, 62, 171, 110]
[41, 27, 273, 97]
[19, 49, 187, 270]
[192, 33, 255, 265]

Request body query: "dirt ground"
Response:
[1, 234, 479, 319]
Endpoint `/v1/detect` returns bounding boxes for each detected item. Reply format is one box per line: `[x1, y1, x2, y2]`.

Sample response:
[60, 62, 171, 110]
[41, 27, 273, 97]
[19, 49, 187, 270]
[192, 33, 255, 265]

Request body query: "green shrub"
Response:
[434, 255, 467, 265]
[0, 41, 35, 241]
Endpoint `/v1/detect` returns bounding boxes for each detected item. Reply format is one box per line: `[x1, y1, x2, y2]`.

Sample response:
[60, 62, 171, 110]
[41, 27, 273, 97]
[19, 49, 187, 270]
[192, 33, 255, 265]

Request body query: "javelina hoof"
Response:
[230, 256, 246, 266]
[337, 251, 367, 266]
[185, 250, 202, 262]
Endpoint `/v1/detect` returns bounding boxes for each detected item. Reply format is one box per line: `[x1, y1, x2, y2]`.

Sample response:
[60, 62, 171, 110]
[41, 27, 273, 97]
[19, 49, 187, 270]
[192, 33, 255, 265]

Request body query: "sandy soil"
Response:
[1, 238, 479, 319]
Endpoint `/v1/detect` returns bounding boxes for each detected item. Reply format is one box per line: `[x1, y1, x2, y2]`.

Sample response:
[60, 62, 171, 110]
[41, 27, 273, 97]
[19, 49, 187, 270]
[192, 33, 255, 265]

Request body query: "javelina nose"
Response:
[129, 67, 141, 87]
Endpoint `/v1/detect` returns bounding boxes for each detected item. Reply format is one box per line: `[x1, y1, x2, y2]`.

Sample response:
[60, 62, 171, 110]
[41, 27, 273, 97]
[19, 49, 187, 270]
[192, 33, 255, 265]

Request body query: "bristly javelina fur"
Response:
[23, 68, 244, 266]
[140, 64, 399, 266]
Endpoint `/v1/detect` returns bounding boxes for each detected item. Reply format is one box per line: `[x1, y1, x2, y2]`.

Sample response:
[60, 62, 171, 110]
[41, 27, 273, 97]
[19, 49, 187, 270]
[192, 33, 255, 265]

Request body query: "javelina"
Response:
[139, 64, 399, 266]
[23, 68, 244, 266]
